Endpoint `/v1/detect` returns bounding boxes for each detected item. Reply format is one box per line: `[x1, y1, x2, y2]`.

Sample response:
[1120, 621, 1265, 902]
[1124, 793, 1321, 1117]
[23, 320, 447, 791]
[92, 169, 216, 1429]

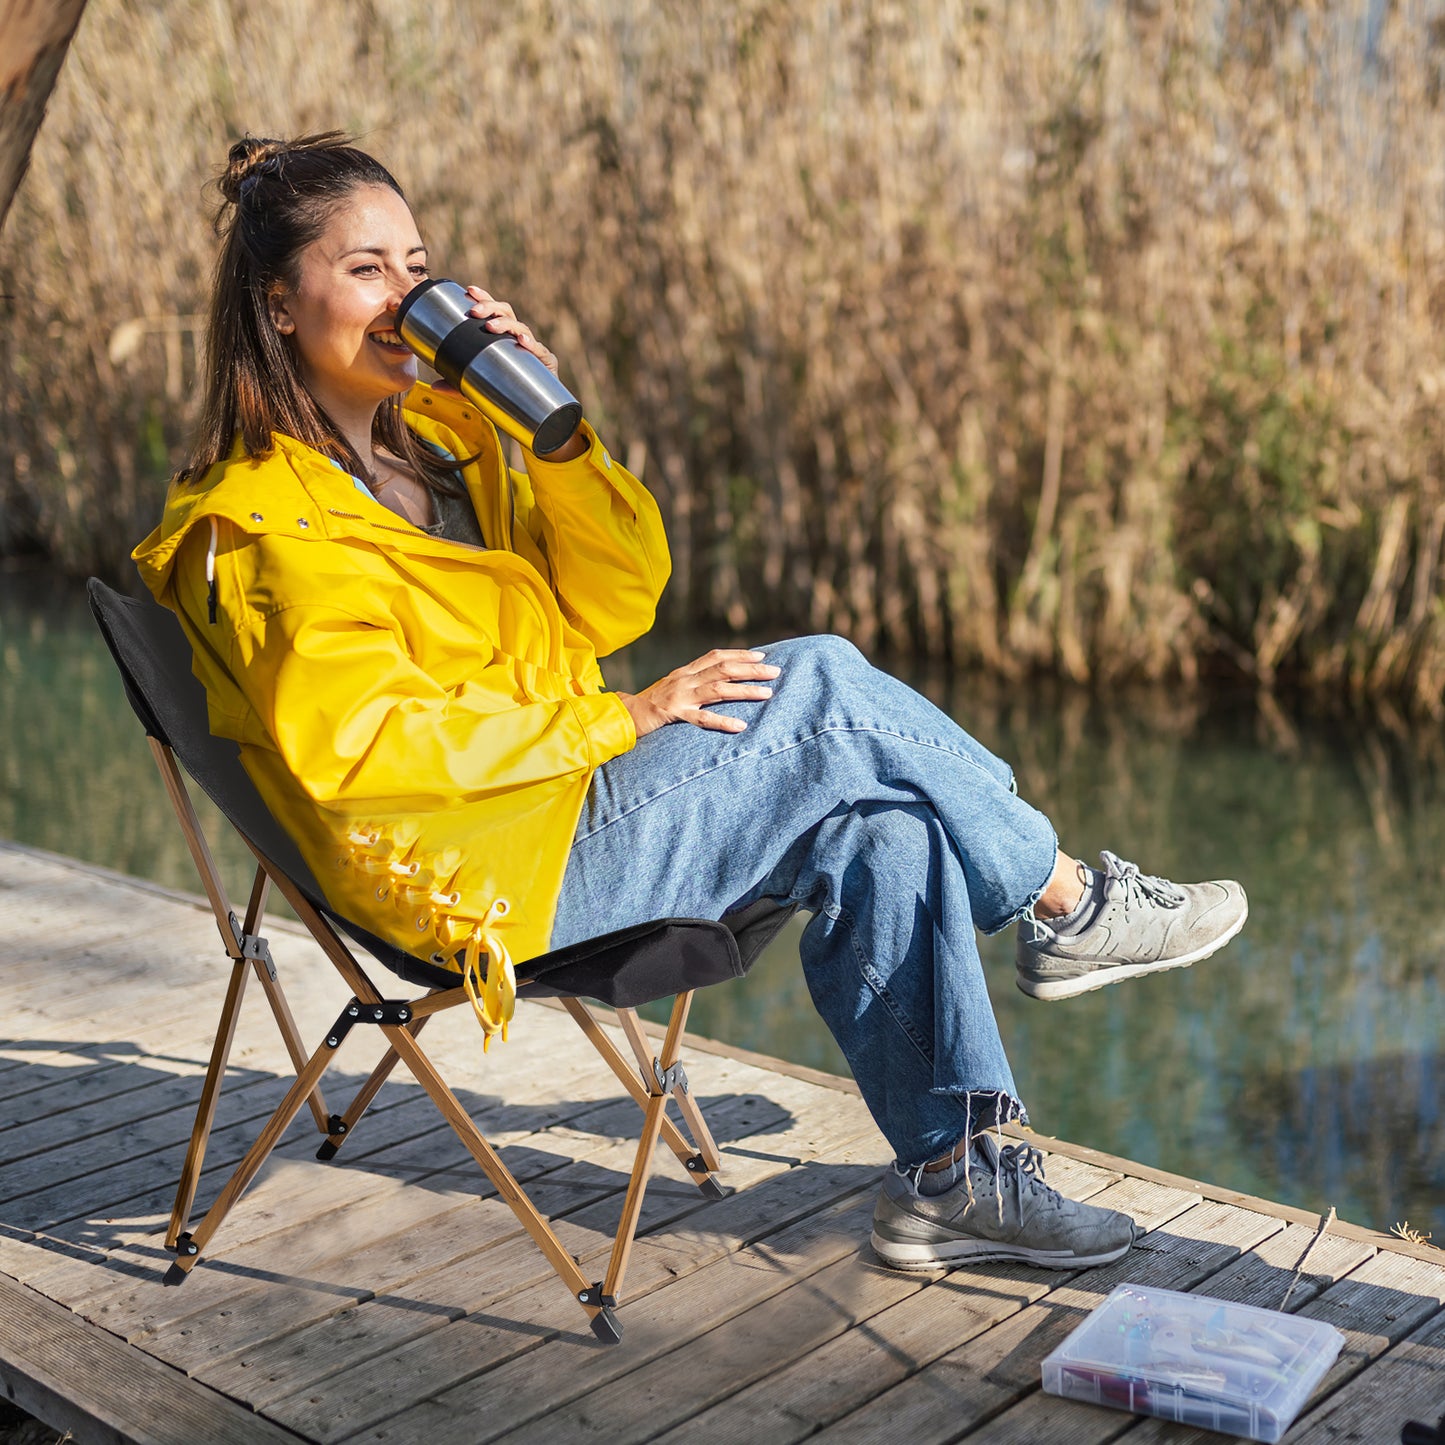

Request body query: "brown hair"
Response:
[182, 132, 463, 496]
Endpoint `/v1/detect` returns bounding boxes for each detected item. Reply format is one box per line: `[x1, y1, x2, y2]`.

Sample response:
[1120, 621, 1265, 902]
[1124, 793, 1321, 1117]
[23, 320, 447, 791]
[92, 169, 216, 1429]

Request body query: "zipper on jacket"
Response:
[328, 506, 430, 537]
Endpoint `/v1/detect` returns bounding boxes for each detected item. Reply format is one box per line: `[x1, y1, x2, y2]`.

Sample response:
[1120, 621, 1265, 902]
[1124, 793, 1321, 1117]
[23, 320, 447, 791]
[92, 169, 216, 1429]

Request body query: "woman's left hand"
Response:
[465, 287, 559, 375]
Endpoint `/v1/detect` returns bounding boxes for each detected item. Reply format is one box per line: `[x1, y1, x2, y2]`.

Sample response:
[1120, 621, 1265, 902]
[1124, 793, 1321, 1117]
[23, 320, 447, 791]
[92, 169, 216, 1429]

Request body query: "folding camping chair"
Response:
[87, 578, 794, 1342]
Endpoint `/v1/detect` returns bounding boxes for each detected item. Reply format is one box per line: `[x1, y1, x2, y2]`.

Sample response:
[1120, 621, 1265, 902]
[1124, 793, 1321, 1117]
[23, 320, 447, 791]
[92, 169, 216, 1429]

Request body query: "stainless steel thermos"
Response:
[394, 279, 583, 455]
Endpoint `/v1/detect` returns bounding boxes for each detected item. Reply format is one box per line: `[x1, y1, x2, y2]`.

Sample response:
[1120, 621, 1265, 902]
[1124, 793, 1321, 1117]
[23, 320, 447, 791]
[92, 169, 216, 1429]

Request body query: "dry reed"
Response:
[4, 0, 1445, 708]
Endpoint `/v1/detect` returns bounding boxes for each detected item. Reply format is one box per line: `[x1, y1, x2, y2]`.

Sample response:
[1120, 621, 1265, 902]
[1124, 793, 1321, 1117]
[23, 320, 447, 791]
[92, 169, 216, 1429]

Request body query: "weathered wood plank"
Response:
[1287, 1300, 1445, 1443]
[280, 1116, 887, 1442]
[1286, 1251, 1445, 1431]
[807, 1200, 1285, 1444]
[0, 1267, 305, 1445]
[0, 1054, 252, 1156]
[643, 1175, 1203, 1445]
[978, 1217, 1379, 1444]
[8, 844, 1445, 1444]
[0, 1055, 138, 1111]
[492, 1167, 1190, 1445]
[0, 1071, 297, 1221]
[207, 1087, 799, 1405]
[144, 1085, 792, 1379]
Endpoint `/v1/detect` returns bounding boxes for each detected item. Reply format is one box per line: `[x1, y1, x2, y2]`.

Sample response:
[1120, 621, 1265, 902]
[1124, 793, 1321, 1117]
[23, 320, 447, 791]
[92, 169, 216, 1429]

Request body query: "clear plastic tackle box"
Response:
[1040, 1283, 1345, 1443]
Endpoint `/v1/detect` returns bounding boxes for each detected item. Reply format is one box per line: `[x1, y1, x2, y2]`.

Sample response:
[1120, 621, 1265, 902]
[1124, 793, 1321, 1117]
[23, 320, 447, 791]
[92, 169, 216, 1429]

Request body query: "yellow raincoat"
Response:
[132, 383, 669, 1034]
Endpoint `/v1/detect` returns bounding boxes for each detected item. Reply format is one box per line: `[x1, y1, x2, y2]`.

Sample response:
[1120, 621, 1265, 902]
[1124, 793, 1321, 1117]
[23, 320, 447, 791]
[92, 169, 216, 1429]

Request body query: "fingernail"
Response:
[749, 650, 766, 659]
[759, 688, 773, 697]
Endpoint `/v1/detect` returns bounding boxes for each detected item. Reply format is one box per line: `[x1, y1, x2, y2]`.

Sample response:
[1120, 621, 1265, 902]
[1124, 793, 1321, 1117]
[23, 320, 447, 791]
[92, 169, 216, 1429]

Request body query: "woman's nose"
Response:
[385, 274, 410, 310]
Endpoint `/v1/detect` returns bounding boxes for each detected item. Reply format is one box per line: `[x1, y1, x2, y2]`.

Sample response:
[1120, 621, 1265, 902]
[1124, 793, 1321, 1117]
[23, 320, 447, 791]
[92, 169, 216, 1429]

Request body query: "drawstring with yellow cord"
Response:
[338, 825, 516, 1050]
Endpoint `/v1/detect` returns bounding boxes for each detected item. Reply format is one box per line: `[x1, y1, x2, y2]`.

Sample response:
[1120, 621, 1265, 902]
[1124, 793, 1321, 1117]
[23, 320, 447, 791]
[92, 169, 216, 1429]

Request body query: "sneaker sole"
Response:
[869, 1230, 1134, 1272]
[1016, 901, 1248, 1002]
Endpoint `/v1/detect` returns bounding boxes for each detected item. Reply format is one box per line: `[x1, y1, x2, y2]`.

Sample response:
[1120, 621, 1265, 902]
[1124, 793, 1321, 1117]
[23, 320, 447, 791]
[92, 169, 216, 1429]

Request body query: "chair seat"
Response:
[85, 576, 794, 1343]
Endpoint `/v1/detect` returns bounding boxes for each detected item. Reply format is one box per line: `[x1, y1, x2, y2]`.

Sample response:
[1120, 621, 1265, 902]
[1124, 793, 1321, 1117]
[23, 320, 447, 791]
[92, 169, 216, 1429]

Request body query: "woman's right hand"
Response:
[614, 649, 780, 737]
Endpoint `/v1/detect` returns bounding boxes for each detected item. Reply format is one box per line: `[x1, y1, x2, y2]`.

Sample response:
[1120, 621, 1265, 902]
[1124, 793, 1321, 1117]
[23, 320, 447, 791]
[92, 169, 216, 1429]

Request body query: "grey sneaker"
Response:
[1016, 850, 1247, 1002]
[870, 1136, 1138, 1271]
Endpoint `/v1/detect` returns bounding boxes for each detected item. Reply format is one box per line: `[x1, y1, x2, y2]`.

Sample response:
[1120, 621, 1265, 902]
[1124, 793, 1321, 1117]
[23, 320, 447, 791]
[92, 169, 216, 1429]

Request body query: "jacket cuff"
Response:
[525, 421, 623, 496]
[568, 689, 637, 767]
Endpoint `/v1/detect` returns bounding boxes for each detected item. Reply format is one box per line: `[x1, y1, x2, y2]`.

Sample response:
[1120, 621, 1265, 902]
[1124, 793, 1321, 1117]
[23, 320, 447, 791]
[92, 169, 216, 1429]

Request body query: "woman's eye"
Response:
[352, 264, 381, 277]
[409, 265, 429, 278]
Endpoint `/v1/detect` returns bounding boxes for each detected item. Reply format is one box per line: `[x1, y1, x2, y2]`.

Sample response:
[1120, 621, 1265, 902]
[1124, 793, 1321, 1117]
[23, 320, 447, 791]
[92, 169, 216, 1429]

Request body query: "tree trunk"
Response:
[0, 0, 89, 233]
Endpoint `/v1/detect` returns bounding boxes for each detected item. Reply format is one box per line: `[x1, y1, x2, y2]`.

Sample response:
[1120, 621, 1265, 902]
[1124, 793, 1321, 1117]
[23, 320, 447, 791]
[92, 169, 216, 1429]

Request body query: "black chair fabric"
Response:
[87, 579, 794, 1003]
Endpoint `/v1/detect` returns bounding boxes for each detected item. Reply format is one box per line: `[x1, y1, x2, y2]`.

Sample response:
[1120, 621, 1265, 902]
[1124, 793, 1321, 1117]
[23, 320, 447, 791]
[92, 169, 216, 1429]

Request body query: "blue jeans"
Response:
[549, 635, 1058, 1169]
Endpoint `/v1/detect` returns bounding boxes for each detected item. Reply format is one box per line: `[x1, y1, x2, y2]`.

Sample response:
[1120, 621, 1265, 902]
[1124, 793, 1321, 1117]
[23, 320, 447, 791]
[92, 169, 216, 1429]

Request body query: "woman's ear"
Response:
[267, 287, 295, 336]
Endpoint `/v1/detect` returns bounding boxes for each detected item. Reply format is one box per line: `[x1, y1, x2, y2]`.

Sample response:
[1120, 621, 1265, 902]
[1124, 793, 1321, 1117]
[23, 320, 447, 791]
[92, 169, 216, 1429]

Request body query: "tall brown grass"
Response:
[4, 0, 1445, 709]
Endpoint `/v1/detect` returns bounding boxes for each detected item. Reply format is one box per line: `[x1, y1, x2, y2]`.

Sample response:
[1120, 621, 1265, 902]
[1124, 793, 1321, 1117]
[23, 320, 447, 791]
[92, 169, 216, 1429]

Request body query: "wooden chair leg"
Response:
[166, 955, 249, 1250]
[152, 738, 333, 1134]
[267, 879, 623, 1339]
[314, 1013, 432, 1160]
[375, 1017, 618, 1338]
[566, 999, 725, 1194]
[166, 864, 328, 1244]
[614, 1005, 723, 1173]
[165, 1026, 339, 1283]
[600, 993, 694, 1306]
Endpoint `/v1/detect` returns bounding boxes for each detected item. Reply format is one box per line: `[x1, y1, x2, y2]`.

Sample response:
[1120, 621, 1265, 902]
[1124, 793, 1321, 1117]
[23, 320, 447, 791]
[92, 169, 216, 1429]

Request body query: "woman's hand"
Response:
[463, 286, 586, 460]
[464, 286, 559, 374]
[614, 649, 781, 738]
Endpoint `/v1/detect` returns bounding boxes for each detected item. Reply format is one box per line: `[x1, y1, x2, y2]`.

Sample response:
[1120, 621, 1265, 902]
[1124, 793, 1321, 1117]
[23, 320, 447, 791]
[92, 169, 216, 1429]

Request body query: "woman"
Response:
[134, 133, 1247, 1273]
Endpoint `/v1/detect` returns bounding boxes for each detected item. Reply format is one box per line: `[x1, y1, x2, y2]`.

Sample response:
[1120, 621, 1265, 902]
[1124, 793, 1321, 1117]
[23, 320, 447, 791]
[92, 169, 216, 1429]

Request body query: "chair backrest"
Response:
[87, 578, 461, 989]
[87, 579, 316, 888]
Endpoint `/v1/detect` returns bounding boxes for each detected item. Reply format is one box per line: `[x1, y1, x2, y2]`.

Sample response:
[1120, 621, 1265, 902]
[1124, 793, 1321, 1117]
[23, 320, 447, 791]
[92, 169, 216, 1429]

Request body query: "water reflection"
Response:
[1, 565, 1440, 1238]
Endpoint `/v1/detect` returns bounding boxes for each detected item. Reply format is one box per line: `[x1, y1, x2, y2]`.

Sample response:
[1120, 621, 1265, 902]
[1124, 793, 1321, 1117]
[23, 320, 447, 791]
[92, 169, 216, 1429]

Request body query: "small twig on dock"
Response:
[1279, 1206, 1336, 1310]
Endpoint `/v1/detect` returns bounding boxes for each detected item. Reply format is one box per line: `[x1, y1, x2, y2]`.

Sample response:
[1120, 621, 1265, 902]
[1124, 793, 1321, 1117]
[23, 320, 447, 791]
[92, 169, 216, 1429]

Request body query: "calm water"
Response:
[1, 562, 1440, 1239]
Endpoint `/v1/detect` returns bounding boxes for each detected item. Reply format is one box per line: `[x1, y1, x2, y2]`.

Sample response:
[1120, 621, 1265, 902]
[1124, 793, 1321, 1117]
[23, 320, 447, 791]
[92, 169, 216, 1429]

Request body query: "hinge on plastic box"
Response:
[323, 998, 414, 1050]
[226, 911, 277, 980]
[653, 1058, 688, 1095]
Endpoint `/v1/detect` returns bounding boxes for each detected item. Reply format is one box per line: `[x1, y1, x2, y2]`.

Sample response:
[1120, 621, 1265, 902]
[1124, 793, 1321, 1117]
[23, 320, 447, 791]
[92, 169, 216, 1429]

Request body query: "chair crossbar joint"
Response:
[226, 910, 277, 979]
[652, 1058, 688, 1095]
[325, 998, 414, 1049]
[576, 1284, 618, 1310]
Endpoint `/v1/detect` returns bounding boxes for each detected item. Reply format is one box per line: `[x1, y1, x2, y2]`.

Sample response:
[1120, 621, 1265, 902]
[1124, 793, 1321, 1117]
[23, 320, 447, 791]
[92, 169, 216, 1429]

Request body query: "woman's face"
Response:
[269, 183, 428, 415]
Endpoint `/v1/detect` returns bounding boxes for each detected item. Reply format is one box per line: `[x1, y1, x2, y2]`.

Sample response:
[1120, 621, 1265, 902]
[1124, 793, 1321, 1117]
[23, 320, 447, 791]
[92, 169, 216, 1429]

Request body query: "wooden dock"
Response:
[1, 839, 1442, 1444]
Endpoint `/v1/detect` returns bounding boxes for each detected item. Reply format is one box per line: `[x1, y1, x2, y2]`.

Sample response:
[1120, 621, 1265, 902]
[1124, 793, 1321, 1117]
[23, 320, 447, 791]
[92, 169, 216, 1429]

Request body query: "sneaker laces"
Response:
[993, 1142, 1062, 1226]
[1099, 850, 1186, 912]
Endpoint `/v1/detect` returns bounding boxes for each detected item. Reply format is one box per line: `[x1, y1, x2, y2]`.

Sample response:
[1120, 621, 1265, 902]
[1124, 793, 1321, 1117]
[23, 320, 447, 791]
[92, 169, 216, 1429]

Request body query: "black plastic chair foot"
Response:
[697, 1175, 727, 1200]
[316, 1140, 340, 1161]
[162, 1263, 189, 1287]
[589, 1307, 622, 1344]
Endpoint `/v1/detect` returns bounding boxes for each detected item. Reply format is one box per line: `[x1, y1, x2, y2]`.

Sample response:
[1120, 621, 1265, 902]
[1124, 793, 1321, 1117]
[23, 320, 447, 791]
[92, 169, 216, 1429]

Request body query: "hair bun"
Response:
[219, 136, 289, 205]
